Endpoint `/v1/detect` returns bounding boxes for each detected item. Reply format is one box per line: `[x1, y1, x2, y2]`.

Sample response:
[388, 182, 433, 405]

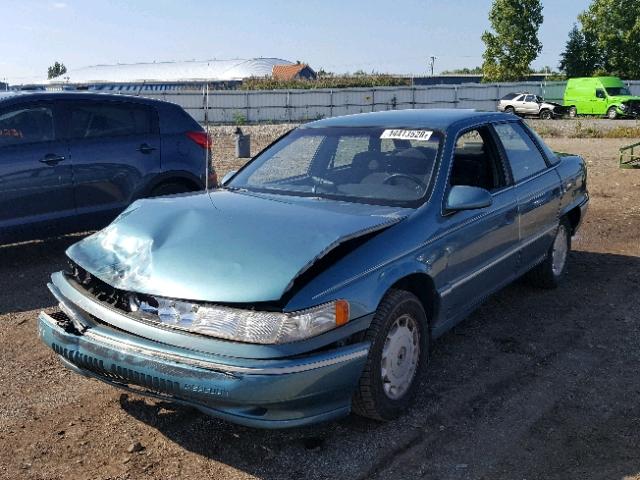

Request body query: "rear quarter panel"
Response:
[156, 103, 207, 187]
[555, 153, 589, 217]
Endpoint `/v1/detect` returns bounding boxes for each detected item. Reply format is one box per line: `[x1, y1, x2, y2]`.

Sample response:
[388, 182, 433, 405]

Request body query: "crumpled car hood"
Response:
[67, 190, 409, 304]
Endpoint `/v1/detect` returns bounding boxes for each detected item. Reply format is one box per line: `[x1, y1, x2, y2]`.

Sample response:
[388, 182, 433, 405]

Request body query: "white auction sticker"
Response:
[380, 129, 433, 141]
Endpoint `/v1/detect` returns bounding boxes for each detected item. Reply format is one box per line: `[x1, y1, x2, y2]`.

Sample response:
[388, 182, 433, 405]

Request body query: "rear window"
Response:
[501, 93, 518, 100]
[69, 102, 153, 139]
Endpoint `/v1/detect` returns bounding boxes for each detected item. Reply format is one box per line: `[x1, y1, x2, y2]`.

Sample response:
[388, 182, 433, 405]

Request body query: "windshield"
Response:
[228, 126, 442, 207]
[605, 86, 631, 96]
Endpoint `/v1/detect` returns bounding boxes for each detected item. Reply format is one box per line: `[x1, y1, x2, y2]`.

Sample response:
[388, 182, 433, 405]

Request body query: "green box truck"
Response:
[563, 77, 640, 119]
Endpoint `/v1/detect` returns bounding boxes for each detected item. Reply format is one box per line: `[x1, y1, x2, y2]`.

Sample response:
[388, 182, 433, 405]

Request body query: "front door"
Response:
[0, 101, 74, 241]
[591, 88, 608, 115]
[439, 126, 519, 325]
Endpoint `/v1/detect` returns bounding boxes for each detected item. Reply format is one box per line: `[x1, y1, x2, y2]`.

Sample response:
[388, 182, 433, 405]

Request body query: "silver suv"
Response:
[497, 93, 567, 119]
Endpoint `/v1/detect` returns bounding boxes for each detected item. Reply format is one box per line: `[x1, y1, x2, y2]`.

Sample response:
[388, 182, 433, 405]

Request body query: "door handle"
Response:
[39, 154, 66, 166]
[137, 143, 156, 154]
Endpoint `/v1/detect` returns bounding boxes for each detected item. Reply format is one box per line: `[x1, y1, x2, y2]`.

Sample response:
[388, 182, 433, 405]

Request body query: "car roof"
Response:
[0, 91, 168, 107]
[303, 108, 514, 130]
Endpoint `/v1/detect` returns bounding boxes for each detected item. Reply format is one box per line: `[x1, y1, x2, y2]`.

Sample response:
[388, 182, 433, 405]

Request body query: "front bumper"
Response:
[38, 274, 370, 429]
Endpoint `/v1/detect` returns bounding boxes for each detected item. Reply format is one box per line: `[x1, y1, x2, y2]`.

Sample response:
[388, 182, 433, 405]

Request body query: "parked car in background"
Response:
[38, 109, 588, 428]
[564, 77, 640, 119]
[497, 93, 569, 119]
[0, 92, 213, 244]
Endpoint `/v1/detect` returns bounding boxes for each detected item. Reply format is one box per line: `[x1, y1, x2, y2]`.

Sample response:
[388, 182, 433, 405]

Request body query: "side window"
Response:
[332, 136, 370, 168]
[525, 95, 535, 102]
[69, 103, 153, 139]
[595, 88, 606, 99]
[514, 95, 525, 102]
[450, 127, 507, 191]
[0, 105, 54, 147]
[494, 123, 548, 182]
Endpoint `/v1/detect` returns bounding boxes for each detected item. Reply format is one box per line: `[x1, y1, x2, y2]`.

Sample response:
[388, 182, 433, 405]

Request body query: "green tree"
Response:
[47, 61, 67, 79]
[579, 0, 640, 78]
[440, 66, 483, 75]
[559, 24, 600, 77]
[481, 0, 544, 82]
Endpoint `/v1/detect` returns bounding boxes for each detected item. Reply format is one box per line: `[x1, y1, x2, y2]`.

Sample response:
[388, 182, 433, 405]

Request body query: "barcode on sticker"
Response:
[380, 129, 433, 141]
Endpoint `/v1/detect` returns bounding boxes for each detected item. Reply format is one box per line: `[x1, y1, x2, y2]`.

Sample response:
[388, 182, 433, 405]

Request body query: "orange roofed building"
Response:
[272, 64, 317, 81]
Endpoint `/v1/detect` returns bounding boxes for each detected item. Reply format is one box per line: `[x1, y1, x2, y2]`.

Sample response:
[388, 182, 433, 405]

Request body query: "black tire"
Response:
[352, 289, 429, 421]
[539, 109, 552, 120]
[607, 106, 618, 119]
[568, 106, 577, 118]
[527, 218, 571, 289]
[505, 106, 516, 115]
[149, 182, 192, 198]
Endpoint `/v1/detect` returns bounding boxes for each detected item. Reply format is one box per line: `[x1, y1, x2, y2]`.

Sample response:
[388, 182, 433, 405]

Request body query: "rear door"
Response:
[65, 100, 160, 225]
[513, 94, 527, 114]
[493, 121, 562, 270]
[0, 100, 74, 240]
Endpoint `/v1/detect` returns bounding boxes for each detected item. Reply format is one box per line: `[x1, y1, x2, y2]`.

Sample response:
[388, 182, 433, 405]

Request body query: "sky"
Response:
[0, 0, 590, 83]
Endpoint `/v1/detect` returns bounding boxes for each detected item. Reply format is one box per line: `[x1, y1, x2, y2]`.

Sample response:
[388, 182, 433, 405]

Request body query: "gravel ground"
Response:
[1, 131, 639, 479]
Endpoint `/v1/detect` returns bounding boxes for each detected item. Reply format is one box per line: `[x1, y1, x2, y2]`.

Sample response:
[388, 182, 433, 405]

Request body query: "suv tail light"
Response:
[186, 131, 211, 149]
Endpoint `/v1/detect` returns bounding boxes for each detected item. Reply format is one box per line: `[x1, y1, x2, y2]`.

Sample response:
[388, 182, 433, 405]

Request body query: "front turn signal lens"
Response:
[335, 299, 350, 326]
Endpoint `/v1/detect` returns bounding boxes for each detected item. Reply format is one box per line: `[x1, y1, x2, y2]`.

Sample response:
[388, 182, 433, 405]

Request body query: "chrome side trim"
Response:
[440, 223, 558, 297]
[39, 310, 369, 376]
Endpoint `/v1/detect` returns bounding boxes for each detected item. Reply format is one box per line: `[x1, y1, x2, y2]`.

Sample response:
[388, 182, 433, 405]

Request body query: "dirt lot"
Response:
[1, 132, 639, 479]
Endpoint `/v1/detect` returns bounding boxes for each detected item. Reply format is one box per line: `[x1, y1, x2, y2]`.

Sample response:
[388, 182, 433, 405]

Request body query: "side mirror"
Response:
[221, 170, 238, 186]
[446, 185, 492, 212]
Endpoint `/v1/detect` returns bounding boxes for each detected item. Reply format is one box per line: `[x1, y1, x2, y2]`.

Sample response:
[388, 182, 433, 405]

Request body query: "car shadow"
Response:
[0, 234, 86, 314]
[116, 250, 640, 480]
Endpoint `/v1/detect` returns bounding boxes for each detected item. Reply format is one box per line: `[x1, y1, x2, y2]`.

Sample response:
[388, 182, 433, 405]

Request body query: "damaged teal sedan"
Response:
[38, 109, 589, 428]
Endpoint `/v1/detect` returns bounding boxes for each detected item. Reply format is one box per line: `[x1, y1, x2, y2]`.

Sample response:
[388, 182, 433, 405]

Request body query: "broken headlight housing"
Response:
[135, 297, 350, 344]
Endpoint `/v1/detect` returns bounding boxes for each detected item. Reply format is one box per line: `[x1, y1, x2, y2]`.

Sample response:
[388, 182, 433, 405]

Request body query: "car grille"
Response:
[68, 261, 135, 314]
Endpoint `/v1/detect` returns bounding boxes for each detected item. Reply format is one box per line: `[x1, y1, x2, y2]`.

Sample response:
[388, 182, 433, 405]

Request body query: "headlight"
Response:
[137, 297, 350, 344]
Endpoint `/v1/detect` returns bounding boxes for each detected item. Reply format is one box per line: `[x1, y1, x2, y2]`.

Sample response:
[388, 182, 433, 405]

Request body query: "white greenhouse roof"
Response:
[42, 57, 293, 85]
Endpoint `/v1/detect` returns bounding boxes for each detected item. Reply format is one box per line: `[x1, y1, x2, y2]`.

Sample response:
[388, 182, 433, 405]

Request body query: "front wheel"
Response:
[527, 219, 571, 289]
[607, 106, 618, 119]
[539, 109, 552, 120]
[352, 290, 429, 421]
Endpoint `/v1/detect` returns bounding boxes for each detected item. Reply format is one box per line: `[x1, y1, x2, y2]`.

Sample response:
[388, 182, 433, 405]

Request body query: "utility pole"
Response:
[428, 56, 437, 76]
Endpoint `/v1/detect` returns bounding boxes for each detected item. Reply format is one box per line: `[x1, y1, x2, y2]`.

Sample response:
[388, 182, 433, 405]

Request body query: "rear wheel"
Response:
[352, 289, 429, 421]
[539, 109, 552, 120]
[149, 182, 193, 197]
[505, 106, 516, 115]
[527, 218, 571, 289]
[568, 106, 577, 118]
[607, 106, 618, 119]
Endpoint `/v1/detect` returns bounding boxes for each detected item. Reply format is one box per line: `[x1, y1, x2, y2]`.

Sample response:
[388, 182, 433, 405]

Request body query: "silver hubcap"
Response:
[381, 314, 420, 400]
[552, 226, 568, 276]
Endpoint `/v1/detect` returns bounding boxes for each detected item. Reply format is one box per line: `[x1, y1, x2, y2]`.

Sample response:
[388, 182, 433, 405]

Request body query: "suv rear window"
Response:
[501, 93, 518, 100]
[69, 102, 153, 139]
